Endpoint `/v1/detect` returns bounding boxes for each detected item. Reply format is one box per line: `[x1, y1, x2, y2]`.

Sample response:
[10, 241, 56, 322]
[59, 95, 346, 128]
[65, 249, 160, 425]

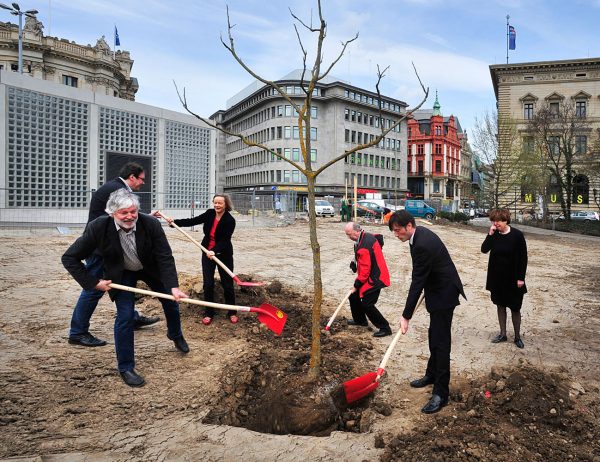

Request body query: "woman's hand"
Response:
[171, 287, 188, 302]
[517, 280, 525, 288]
[489, 224, 497, 236]
[206, 250, 216, 260]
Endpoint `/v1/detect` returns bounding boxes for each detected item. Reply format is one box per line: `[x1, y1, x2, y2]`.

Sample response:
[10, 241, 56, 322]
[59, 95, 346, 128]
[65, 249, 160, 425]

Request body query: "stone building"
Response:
[490, 57, 600, 214]
[0, 15, 138, 100]
[210, 70, 408, 209]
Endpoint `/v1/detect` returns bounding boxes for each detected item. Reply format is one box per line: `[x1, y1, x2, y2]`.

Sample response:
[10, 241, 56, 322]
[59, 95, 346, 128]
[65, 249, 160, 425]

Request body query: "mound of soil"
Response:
[380, 365, 600, 462]
[180, 276, 386, 436]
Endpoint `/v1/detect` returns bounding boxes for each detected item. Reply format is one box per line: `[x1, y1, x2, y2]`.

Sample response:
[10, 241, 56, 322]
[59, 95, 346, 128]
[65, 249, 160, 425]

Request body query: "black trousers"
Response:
[201, 253, 236, 317]
[349, 289, 390, 330]
[425, 308, 455, 399]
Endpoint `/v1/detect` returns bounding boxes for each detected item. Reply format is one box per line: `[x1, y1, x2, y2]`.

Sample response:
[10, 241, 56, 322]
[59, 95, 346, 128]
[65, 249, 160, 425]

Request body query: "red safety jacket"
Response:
[353, 231, 390, 298]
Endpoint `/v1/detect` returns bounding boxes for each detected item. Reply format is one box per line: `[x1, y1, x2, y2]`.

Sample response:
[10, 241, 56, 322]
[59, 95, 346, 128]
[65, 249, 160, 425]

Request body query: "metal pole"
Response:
[18, 12, 23, 74]
[506, 15, 510, 65]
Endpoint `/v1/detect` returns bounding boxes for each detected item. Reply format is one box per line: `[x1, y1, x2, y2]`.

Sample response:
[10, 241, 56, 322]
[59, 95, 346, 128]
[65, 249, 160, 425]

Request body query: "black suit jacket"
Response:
[404, 226, 466, 319]
[87, 178, 129, 223]
[173, 209, 235, 257]
[62, 213, 179, 300]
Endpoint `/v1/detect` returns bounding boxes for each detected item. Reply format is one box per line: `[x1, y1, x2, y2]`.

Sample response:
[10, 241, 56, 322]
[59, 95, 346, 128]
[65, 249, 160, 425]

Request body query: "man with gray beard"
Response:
[62, 189, 189, 387]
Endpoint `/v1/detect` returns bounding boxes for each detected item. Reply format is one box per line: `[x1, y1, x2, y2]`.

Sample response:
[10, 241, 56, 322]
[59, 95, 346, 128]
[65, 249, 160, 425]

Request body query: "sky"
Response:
[17, 0, 600, 136]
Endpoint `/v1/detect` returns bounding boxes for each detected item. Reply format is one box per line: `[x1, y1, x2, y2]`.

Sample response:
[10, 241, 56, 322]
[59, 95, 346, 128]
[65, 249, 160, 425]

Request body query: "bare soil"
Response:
[0, 217, 599, 461]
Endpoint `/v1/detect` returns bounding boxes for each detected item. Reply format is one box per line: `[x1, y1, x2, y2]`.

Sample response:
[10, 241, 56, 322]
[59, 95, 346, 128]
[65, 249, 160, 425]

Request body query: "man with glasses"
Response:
[68, 162, 159, 347]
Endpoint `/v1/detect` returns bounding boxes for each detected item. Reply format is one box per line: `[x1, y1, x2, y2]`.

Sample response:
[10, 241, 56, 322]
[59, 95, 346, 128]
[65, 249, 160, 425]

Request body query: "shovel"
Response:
[343, 293, 425, 403]
[108, 283, 287, 335]
[155, 211, 265, 287]
[324, 290, 353, 331]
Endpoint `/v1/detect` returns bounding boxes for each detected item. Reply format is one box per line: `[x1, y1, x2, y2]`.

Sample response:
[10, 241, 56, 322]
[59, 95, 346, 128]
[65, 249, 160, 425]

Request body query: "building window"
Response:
[435, 144, 442, 155]
[417, 144, 424, 155]
[310, 127, 317, 140]
[434, 125, 442, 136]
[575, 101, 586, 118]
[311, 149, 317, 162]
[433, 180, 440, 193]
[417, 160, 423, 175]
[311, 106, 318, 118]
[549, 102, 560, 118]
[522, 136, 534, 155]
[345, 129, 350, 142]
[63, 75, 78, 87]
[548, 136, 560, 156]
[575, 135, 587, 155]
[435, 160, 442, 172]
[344, 109, 349, 120]
[284, 126, 291, 139]
[524, 102, 534, 119]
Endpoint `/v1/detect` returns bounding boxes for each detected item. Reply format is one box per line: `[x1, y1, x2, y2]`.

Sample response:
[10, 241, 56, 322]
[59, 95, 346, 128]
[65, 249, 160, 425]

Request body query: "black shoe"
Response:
[421, 394, 448, 414]
[347, 320, 369, 327]
[68, 333, 107, 347]
[173, 336, 190, 353]
[134, 315, 160, 330]
[373, 328, 392, 337]
[119, 370, 145, 387]
[514, 338, 525, 349]
[491, 334, 508, 343]
[410, 375, 435, 388]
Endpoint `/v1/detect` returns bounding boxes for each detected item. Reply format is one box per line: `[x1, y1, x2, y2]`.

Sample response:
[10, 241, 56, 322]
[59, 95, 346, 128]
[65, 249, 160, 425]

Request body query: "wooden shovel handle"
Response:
[156, 211, 236, 280]
[325, 289, 353, 329]
[108, 283, 251, 312]
[377, 293, 425, 376]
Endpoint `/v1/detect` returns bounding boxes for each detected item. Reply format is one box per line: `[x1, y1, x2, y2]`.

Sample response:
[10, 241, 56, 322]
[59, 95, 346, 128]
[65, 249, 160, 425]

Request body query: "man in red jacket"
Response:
[344, 222, 392, 337]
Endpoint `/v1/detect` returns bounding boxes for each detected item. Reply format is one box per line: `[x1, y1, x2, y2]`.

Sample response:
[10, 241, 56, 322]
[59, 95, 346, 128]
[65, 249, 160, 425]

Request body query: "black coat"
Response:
[87, 178, 129, 223]
[481, 227, 528, 310]
[404, 226, 466, 319]
[173, 209, 235, 257]
[62, 213, 179, 300]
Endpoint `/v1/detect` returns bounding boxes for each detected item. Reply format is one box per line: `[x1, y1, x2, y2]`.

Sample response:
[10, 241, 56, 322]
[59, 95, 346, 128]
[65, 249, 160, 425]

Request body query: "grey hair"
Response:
[105, 189, 140, 215]
[347, 221, 362, 231]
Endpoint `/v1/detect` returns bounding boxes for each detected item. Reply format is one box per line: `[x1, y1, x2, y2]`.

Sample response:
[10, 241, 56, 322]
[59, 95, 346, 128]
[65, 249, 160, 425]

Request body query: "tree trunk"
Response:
[306, 174, 323, 379]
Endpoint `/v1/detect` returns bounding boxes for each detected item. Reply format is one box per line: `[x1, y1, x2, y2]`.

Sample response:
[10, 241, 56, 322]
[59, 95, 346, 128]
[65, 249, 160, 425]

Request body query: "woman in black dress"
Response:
[158, 194, 237, 326]
[481, 208, 528, 348]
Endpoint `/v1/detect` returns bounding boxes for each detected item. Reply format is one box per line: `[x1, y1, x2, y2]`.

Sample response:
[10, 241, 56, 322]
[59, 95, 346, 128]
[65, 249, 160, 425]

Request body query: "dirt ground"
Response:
[1, 216, 599, 461]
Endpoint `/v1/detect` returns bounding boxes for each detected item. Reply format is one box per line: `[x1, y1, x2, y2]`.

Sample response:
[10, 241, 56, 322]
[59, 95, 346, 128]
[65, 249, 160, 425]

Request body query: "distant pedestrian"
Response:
[481, 208, 528, 349]
[340, 198, 350, 222]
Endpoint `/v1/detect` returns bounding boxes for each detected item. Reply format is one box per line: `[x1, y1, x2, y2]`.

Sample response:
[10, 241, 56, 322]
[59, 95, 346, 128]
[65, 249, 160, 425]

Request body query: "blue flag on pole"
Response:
[115, 26, 120, 47]
[508, 25, 516, 50]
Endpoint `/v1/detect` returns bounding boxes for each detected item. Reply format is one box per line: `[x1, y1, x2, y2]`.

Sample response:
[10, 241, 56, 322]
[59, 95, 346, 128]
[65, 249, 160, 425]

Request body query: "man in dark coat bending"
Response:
[389, 210, 466, 414]
[62, 189, 189, 387]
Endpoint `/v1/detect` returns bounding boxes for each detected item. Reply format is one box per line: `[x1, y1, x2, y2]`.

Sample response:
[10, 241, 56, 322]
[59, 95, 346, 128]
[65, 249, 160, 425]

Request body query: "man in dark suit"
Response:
[68, 162, 159, 348]
[388, 210, 466, 414]
[62, 189, 190, 387]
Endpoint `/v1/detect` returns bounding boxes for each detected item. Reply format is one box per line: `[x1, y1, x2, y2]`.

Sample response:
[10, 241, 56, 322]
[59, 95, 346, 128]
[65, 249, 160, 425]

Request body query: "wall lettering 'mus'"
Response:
[523, 193, 584, 204]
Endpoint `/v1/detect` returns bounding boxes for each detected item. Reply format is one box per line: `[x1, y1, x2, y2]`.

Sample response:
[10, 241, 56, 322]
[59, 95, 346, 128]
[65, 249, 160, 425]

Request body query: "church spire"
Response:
[432, 90, 442, 116]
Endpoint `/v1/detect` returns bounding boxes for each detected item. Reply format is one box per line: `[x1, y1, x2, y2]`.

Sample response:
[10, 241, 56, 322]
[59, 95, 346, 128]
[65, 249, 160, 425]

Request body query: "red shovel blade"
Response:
[233, 275, 265, 287]
[251, 303, 287, 335]
[344, 368, 385, 404]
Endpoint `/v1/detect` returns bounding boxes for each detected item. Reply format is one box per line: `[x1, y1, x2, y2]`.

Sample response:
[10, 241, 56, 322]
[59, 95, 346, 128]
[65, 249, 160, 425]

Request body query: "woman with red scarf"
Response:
[160, 195, 237, 325]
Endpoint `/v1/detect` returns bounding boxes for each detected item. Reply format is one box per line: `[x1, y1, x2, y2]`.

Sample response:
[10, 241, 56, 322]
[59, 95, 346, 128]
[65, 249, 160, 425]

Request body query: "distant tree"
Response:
[176, 0, 428, 378]
[526, 101, 595, 220]
[471, 110, 523, 209]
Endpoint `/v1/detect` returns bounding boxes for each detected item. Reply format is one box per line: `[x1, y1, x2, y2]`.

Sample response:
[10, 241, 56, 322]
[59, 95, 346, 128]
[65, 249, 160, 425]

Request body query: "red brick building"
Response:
[407, 94, 464, 201]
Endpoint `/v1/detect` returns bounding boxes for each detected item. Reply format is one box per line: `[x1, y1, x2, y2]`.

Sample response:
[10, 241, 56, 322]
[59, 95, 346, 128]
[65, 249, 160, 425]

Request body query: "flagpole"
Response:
[506, 15, 510, 64]
[113, 24, 116, 60]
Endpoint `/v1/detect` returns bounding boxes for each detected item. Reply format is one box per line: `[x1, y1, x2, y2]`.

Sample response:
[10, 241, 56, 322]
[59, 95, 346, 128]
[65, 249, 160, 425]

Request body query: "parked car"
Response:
[356, 200, 386, 218]
[314, 200, 335, 217]
[404, 200, 436, 220]
[556, 211, 600, 221]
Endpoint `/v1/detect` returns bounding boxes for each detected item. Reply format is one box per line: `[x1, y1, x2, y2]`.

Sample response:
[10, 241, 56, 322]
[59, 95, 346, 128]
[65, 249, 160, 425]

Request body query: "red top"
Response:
[207, 218, 219, 250]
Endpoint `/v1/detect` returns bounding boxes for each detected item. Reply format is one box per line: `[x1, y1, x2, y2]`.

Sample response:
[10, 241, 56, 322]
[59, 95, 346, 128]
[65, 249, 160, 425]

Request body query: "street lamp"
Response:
[0, 3, 39, 74]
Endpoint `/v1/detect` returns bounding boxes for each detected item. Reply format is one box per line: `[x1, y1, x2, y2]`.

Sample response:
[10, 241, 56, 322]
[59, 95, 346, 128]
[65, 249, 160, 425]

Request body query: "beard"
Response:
[115, 215, 138, 231]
